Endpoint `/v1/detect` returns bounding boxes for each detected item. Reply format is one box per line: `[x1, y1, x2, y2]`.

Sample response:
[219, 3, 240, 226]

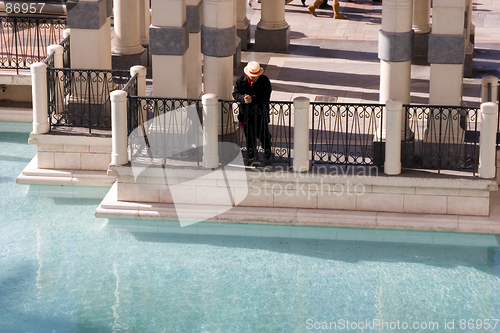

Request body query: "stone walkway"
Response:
[241, 0, 500, 107]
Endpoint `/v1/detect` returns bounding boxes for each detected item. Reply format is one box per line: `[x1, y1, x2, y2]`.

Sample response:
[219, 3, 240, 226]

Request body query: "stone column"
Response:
[379, 0, 413, 139]
[202, 0, 235, 100]
[464, 0, 474, 77]
[139, 0, 150, 46]
[112, 0, 146, 69]
[412, 0, 430, 57]
[236, 0, 250, 51]
[66, 0, 111, 69]
[479, 102, 499, 179]
[293, 97, 310, 172]
[186, 0, 203, 98]
[150, 0, 189, 98]
[428, 0, 466, 106]
[255, 0, 290, 52]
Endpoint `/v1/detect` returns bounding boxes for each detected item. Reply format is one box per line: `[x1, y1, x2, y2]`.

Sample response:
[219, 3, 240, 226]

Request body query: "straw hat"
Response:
[244, 61, 264, 77]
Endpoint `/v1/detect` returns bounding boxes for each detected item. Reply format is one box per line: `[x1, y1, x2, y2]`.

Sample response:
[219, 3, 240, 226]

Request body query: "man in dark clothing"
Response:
[232, 61, 273, 161]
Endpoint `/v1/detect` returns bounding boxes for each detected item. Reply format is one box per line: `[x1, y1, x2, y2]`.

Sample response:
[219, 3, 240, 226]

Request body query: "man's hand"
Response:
[244, 94, 252, 104]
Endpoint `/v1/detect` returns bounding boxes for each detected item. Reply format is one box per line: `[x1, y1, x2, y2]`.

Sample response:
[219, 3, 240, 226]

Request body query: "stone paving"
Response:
[241, 0, 500, 107]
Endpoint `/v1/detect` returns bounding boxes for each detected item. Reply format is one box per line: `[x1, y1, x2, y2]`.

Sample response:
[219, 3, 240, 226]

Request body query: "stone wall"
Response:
[29, 132, 111, 171]
[109, 164, 497, 217]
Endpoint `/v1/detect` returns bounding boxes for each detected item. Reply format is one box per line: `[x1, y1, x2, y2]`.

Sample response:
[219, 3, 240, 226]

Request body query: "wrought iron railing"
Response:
[59, 34, 69, 68]
[127, 97, 203, 166]
[122, 73, 137, 97]
[220, 100, 292, 165]
[42, 48, 54, 67]
[310, 103, 384, 166]
[47, 68, 131, 133]
[0, 15, 67, 73]
[402, 105, 479, 173]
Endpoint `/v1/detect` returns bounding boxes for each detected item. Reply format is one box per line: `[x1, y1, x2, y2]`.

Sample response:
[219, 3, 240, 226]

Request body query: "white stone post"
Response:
[47, 44, 63, 68]
[150, 0, 188, 97]
[428, 0, 466, 106]
[202, 93, 219, 169]
[384, 100, 402, 175]
[111, 90, 129, 165]
[139, 0, 150, 46]
[130, 65, 147, 135]
[479, 102, 499, 179]
[255, 0, 290, 52]
[66, 0, 111, 69]
[202, 0, 235, 100]
[186, 0, 202, 98]
[412, 0, 430, 57]
[293, 97, 310, 172]
[130, 65, 147, 96]
[112, 0, 146, 67]
[63, 28, 70, 39]
[481, 76, 499, 104]
[31, 63, 49, 134]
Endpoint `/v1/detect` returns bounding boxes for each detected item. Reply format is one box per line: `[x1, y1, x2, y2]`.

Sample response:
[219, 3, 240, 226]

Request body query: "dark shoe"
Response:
[319, 3, 332, 9]
[301, 0, 306, 6]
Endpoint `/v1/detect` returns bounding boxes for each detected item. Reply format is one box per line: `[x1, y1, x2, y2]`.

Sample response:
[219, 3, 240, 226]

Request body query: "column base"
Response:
[413, 33, 429, 58]
[234, 37, 241, 69]
[464, 43, 474, 78]
[112, 50, 147, 70]
[255, 26, 290, 52]
[237, 24, 250, 51]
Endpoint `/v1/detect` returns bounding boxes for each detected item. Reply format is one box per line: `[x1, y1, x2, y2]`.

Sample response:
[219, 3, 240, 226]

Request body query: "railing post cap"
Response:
[63, 28, 70, 38]
[111, 90, 128, 102]
[31, 62, 47, 72]
[202, 93, 218, 104]
[481, 102, 499, 114]
[481, 75, 499, 85]
[293, 96, 310, 107]
[130, 65, 147, 76]
[386, 100, 403, 110]
[47, 44, 64, 54]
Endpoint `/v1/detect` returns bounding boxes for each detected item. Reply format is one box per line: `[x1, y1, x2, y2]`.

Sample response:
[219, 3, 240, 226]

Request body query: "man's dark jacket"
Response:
[232, 74, 272, 123]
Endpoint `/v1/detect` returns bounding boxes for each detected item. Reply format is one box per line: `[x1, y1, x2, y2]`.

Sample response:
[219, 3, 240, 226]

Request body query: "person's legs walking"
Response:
[308, 0, 323, 16]
[333, 0, 346, 19]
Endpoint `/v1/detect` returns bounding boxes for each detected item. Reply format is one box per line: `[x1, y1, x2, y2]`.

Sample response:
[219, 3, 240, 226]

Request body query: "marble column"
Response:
[378, 0, 413, 139]
[139, 0, 151, 46]
[186, 0, 203, 98]
[66, 0, 111, 69]
[412, 0, 430, 58]
[464, 0, 474, 77]
[255, 0, 290, 52]
[236, 0, 250, 51]
[428, 0, 466, 106]
[202, 0, 235, 100]
[150, 0, 189, 98]
[112, 0, 146, 69]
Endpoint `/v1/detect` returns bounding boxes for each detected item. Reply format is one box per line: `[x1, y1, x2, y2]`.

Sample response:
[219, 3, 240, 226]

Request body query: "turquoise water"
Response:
[2, 128, 500, 333]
